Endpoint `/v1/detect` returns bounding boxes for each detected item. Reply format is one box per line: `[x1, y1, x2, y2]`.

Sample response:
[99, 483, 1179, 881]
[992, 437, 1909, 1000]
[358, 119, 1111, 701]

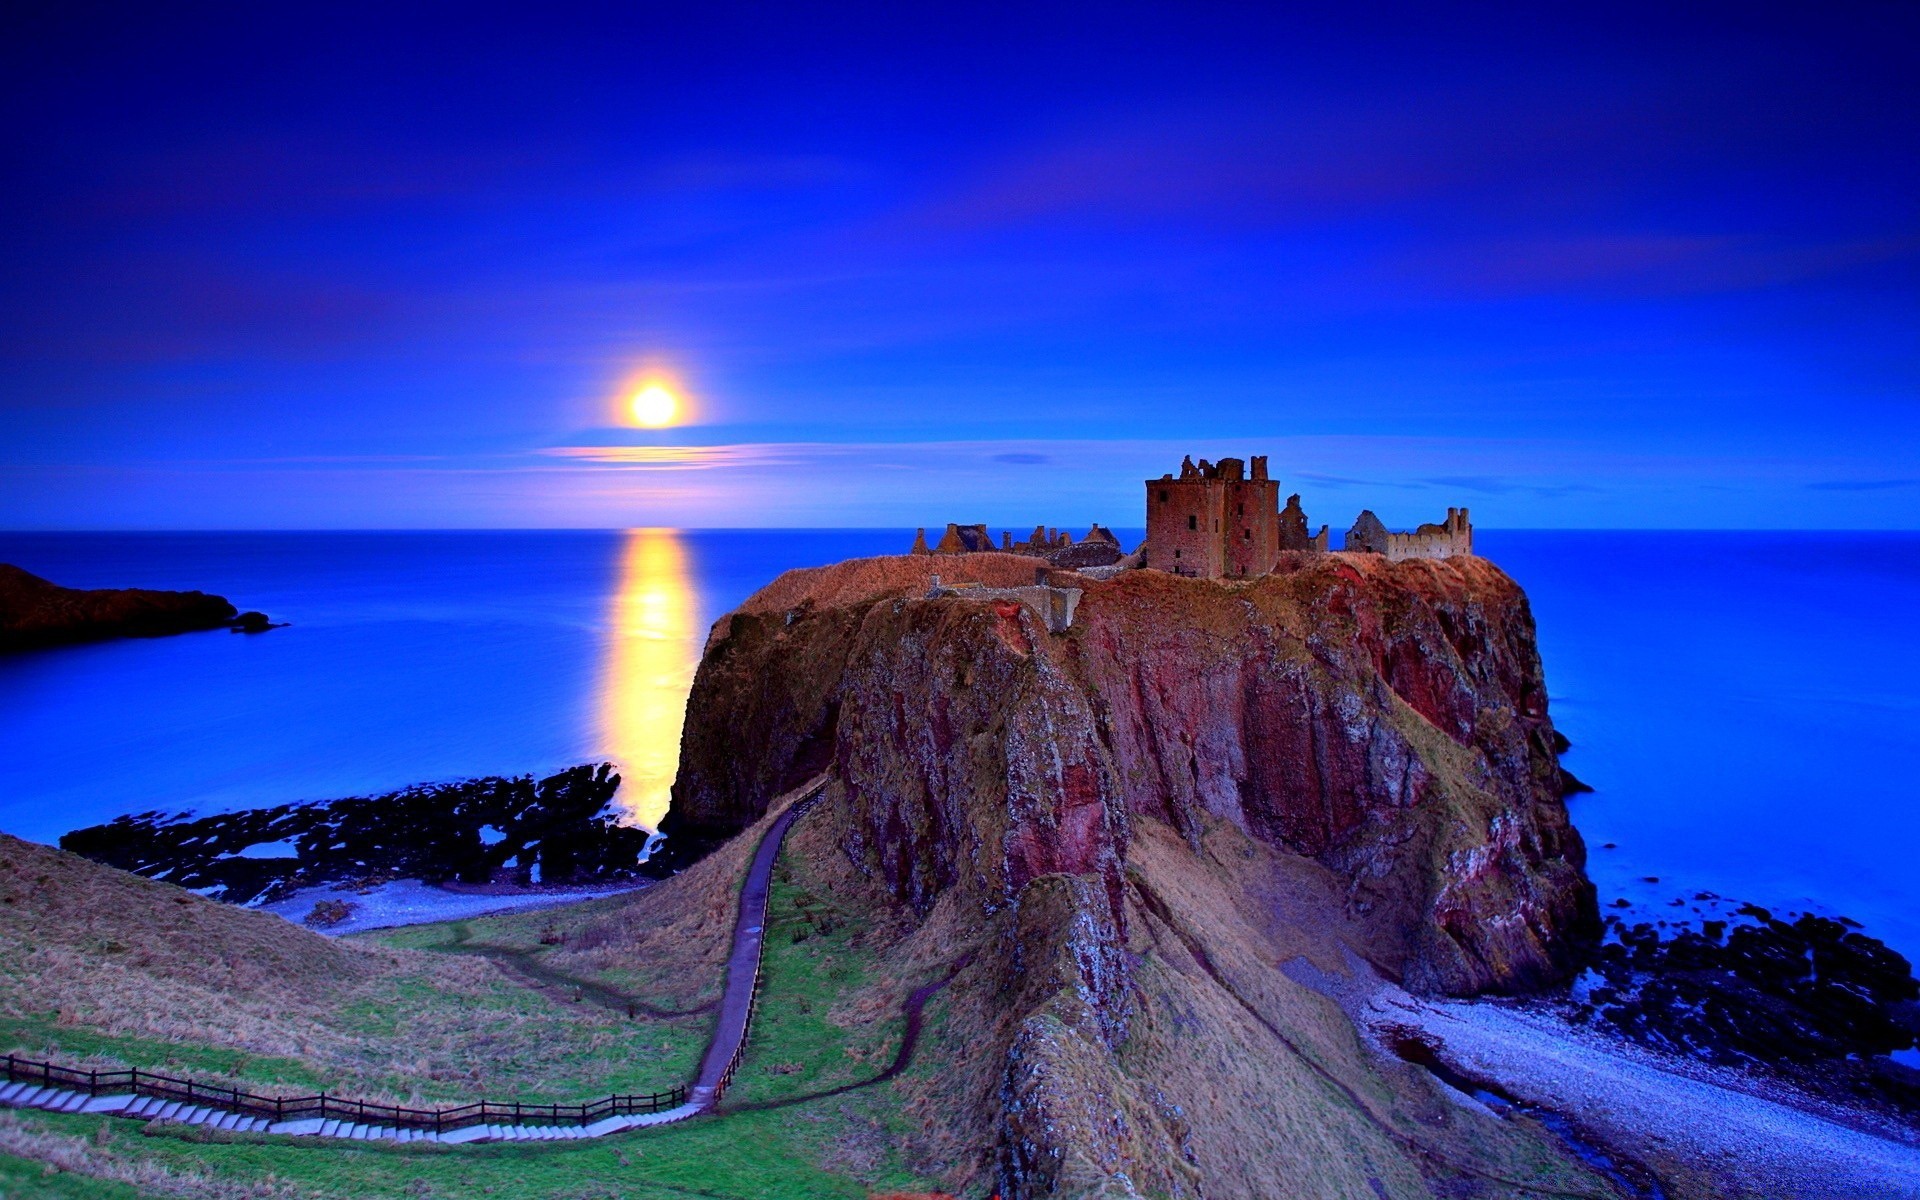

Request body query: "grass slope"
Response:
[0, 823, 944, 1199]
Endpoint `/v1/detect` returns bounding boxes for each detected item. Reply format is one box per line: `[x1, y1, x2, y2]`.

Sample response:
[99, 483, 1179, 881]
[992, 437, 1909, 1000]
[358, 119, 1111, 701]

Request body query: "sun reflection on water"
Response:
[602, 528, 700, 829]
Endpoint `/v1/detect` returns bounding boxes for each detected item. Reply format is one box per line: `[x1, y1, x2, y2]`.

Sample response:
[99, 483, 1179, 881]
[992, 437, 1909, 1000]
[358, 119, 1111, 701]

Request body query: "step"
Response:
[0, 1083, 31, 1103]
[80, 1095, 135, 1114]
[48, 1092, 87, 1113]
[344, 1123, 370, 1140]
[213, 1113, 241, 1131]
[123, 1097, 161, 1117]
[151, 1101, 185, 1121]
[176, 1106, 213, 1125]
[437, 1125, 489, 1144]
[318, 1119, 343, 1138]
[14, 1087, 52, 1107]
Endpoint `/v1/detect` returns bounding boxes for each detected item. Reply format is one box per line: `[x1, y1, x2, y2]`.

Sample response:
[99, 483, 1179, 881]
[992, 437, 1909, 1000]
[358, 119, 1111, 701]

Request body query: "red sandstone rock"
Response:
[0, 564, 240, 651]
[670, 551, 1596, 1000]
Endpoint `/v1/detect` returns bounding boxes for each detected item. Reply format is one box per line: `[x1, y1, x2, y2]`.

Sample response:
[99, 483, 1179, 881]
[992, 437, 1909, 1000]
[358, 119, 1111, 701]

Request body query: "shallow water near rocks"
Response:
[1, 529, 1915, 960]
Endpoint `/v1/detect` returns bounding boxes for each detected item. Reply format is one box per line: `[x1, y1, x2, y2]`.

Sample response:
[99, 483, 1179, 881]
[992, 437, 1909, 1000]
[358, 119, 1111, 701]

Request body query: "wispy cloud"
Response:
[1807, 479, 1920, 492]
[1423, 475, 1604, 498]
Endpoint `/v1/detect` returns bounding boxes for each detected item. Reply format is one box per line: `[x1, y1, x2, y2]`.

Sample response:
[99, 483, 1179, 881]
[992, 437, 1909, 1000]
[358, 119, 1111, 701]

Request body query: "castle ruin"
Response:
[908, 455, 1474, 584]
[1144, 454, 1472, 578]
[909, 522, 1124, 569]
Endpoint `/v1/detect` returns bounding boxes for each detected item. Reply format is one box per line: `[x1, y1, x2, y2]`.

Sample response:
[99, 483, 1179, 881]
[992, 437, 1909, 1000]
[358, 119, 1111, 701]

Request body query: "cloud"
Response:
[1806, 479, 1920, 492]
[992, 452, 1050, 465]
[1424, 475, 1602, 498]
[537, 444, 806, 470]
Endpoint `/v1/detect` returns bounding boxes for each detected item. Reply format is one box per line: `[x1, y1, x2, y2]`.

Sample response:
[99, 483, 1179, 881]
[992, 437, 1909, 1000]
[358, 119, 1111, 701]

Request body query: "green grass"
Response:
[0, 1015, 329, 1093]
[2, 959, 703, 1108]
[4, 1102, 934, 1200]
[0, 1150, 153, 1200]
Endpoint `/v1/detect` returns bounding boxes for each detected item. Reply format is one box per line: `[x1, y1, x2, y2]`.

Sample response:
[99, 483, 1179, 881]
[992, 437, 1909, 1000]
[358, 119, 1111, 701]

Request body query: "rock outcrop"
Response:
[672, 551, 1594, 996]
[62, 763, 654, 904]
[0, 563, 247, 650]
[665, 550, 1603, 1197]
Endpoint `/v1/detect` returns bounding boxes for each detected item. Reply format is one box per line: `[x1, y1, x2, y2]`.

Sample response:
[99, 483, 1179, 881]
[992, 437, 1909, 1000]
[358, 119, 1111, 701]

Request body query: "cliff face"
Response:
[0, 563, 239, 650]
[668, 551, 1601, 1197]
[673, 551, 1592, 997]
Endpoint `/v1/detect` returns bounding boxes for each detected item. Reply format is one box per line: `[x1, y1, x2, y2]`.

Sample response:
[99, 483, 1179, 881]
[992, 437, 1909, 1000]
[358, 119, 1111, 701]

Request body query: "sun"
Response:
[628, 382, 680, 428]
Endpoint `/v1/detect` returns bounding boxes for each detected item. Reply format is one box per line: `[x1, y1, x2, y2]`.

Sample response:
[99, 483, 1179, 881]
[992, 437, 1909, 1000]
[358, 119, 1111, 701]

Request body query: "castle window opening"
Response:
[1188, 515, 1197, 530]
[1159, 490, 1169, 503]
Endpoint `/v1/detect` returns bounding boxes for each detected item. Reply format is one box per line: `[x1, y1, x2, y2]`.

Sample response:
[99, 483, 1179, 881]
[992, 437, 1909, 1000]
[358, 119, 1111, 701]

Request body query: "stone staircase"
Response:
[0, 1079, 701, 1142]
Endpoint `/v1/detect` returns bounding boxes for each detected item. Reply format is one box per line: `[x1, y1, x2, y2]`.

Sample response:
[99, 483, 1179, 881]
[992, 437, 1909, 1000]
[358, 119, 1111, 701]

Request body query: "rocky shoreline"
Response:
[0, 562, 280, 650]
[60, 763, 664, 905]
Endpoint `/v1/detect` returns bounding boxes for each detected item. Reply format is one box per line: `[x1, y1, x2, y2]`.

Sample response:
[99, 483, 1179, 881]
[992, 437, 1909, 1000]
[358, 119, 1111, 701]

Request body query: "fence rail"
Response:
[0, 1053, 684, 1133]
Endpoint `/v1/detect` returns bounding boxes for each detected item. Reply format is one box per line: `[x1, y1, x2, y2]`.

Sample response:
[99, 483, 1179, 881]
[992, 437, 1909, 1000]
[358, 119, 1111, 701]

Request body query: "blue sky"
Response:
[2, 3, 1916, 528]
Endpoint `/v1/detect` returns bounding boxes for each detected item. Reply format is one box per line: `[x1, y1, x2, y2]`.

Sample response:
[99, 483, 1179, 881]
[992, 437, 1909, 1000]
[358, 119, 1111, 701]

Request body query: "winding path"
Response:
[0, 776, 832, 1144]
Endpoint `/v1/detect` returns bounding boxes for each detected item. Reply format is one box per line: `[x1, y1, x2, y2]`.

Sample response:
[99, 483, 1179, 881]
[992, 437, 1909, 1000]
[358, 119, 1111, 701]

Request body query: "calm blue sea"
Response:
[1, 530, 1916, 958]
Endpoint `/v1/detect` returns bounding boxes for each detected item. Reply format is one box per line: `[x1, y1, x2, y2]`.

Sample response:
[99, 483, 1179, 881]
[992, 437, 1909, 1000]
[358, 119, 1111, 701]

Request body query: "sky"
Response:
[1, 3, 1916, 529]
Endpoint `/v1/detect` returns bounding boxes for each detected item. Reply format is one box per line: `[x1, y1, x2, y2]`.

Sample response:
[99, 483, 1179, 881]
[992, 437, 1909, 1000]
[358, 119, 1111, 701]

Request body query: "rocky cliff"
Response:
[0, 563, 245, 650]
[673, 551, 1593, 996]
[666, 551, 1603, 1197]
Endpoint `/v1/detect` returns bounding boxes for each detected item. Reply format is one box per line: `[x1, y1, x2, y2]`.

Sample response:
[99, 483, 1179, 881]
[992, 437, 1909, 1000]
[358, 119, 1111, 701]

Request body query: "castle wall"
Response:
[1145, 477, 1226, 576]
[1346, 507, 1473, 561]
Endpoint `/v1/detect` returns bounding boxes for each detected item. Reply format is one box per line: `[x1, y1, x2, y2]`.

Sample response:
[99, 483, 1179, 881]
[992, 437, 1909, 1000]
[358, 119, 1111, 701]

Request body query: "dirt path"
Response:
[728, 952, 974, 1112]
[439, 921, 718, 1020]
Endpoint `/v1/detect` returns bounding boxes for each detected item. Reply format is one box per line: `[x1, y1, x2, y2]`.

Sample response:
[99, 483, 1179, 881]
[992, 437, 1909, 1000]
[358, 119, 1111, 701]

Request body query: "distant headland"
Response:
[0, 562, 281, 651]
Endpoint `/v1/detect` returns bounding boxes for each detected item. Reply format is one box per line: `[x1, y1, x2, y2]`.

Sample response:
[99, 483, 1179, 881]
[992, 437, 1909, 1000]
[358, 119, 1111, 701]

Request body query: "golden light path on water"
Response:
[601, 528, 701, 829]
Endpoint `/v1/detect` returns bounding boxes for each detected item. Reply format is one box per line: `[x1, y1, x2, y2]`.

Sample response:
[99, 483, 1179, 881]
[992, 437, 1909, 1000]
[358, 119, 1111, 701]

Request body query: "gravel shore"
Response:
[1365, 986, 1920, 1199]
[258, 877, 649, 935]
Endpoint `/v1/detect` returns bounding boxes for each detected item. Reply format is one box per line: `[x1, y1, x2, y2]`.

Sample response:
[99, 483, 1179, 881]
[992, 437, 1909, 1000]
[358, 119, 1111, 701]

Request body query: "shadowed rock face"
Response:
[671, 552, 1595, 1000]
[0, 563, 240, 650]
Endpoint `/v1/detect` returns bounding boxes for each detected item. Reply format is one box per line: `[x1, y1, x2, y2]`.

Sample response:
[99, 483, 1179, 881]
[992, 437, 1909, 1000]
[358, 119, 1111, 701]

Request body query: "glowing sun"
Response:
[628, 382, 680, 428]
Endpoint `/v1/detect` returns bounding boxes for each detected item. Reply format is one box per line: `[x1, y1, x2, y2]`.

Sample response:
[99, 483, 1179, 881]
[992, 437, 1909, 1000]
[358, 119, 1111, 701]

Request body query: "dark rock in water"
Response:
[1550, 728, 1573, 755]
[1559, 766, 1594, 796]
[0, 563, 239, 651]
[61, 763, 663, 904]
[228, 610, 286, 634]
[1579, 911, 1920, 1072]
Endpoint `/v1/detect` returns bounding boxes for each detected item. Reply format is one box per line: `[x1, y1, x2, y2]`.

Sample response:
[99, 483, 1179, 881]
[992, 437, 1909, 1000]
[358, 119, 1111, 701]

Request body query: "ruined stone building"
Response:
[1143, 454, 1471, 578]
[1343, 507, 1473, 560]
[909, 522, 1124, 569]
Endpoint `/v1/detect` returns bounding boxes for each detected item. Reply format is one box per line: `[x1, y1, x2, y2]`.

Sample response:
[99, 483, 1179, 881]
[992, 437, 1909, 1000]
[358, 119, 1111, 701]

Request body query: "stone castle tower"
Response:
[1143, 455, 1284, 578]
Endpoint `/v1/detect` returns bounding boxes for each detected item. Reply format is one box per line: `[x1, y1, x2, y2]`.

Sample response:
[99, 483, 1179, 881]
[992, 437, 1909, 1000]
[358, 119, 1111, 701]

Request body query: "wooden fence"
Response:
[0, 1054, 684, 1133]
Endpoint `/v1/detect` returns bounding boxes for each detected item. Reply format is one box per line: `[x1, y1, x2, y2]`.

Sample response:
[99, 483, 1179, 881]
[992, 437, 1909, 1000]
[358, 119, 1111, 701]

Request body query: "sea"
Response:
[1, 530, 1916, 960]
